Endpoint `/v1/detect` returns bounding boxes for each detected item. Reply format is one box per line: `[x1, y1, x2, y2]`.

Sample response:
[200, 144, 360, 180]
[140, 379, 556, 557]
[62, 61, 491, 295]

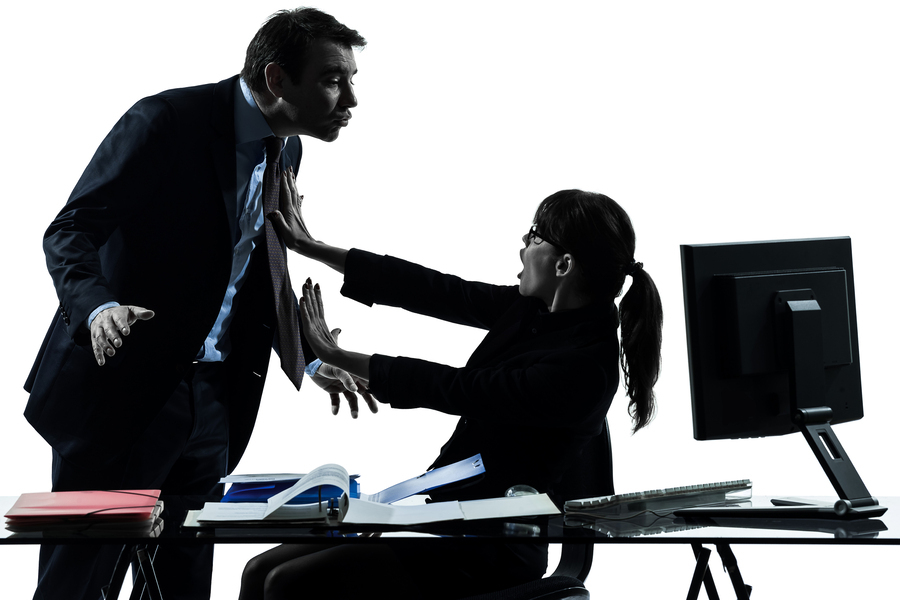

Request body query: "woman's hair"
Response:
[533, 190, 663, 432]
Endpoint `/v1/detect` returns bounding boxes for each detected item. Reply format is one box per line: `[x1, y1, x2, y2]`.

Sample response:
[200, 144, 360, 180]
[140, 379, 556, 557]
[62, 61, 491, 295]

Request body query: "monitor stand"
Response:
[770, 408, 886, 518]
[680, 296, 886, 521]
[779, 296, 884, 518]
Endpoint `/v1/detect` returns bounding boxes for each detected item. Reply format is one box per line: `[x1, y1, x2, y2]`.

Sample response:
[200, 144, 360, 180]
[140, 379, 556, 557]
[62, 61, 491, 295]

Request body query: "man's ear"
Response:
[264, 62, 288, 98]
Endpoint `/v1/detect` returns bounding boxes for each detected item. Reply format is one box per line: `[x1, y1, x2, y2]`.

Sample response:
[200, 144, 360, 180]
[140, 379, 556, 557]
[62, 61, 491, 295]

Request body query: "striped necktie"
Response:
[262, 136, 305, 389]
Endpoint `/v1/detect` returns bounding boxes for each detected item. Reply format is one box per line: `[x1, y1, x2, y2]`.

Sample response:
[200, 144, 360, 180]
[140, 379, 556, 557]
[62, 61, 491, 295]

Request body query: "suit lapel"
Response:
[210, 76, 239, 245]
[283, 136, 303, 172]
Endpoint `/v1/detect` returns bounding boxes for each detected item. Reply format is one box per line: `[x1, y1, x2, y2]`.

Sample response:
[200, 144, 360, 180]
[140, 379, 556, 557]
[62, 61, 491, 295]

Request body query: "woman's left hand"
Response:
[300, 279, 374, 388]
[300, 279, 340, 360]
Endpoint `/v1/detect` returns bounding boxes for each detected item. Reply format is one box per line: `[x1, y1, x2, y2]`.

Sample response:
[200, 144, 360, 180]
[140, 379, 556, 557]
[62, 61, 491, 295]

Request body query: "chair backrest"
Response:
[555, 419, 614, 502]
[460, 421, 611, 600]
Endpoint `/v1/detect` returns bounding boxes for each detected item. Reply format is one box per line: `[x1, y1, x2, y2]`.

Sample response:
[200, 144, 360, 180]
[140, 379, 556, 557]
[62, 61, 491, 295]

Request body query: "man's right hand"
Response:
[91, 305, 155, 366]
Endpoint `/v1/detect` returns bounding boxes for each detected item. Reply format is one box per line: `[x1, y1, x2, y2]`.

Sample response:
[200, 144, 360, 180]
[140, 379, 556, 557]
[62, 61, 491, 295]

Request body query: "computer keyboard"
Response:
[565, 479, 752, 517]
[565, 512, 709, 538]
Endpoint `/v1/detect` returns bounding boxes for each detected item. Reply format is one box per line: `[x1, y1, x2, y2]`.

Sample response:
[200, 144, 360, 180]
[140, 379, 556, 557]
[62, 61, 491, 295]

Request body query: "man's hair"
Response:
[241, 7, 366, 94]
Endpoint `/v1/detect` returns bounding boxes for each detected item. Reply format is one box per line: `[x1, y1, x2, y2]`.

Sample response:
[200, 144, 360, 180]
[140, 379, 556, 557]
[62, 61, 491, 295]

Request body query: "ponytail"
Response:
[618, 266, 663, 432]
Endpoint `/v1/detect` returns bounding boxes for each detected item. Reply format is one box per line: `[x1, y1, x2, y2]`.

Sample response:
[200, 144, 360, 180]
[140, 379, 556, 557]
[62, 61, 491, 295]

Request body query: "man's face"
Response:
[272, 39, 358, 140]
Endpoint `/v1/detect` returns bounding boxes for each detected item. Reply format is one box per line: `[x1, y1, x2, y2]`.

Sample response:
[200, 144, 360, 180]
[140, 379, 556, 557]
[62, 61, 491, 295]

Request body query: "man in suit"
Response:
[24, 8, 368, 599]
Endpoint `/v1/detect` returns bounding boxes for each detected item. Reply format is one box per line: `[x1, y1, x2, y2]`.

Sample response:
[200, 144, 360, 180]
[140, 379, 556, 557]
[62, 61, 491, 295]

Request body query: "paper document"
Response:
[264, 464, 349, 517]
[342, 493, 558, 525]
[459, 494, 560, 520]
[369, 455, 484, 504]
[220, 473, 307, 484]
[343, 498, 464, 525]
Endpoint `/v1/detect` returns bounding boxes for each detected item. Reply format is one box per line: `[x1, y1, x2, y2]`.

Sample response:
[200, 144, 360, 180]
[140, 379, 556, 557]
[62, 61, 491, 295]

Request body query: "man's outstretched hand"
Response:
[91, 305, 155, 366]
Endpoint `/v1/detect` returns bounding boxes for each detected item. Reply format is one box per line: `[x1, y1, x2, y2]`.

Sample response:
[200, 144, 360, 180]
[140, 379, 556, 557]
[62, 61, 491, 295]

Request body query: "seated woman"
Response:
[238, 179, 663, 600]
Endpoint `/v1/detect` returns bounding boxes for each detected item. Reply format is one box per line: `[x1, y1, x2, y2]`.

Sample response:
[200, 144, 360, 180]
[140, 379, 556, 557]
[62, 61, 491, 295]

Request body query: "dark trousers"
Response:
[34, 362, 230, 600]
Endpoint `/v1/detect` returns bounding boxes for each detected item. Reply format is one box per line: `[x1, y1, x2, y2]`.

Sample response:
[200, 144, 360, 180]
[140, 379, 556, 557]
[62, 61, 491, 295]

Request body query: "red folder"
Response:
[5, 490, 161, 525]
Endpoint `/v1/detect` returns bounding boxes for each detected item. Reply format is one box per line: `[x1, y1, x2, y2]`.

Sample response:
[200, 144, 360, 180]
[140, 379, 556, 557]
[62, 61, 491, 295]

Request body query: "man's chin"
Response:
[299, 127, 342, 142]
[319, 130, 342, 142]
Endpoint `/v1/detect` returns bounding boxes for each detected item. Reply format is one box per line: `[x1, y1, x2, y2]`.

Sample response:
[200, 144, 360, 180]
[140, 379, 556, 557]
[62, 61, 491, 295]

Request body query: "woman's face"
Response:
[517, 229, 564, 306]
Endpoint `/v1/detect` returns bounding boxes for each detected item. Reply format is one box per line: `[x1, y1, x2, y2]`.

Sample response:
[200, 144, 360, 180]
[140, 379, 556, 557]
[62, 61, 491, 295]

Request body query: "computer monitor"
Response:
[681, 237, 883, 518]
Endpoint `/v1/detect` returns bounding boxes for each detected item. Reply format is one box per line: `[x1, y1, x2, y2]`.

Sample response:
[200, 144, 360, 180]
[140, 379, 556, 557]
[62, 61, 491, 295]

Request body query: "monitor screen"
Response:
[681, 237, 863, 441]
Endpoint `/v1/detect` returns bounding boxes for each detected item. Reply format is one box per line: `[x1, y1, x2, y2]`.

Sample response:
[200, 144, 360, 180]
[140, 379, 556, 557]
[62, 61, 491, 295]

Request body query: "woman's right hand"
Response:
[268, 167, 317, 255]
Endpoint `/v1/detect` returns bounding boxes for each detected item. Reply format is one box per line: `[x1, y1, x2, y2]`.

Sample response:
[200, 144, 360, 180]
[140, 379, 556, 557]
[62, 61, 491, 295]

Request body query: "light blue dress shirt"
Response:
[197, 78, 280, 362]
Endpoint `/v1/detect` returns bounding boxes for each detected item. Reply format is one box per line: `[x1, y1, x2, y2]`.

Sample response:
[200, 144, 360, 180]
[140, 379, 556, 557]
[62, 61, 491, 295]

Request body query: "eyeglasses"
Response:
[523, 225, 571, 255]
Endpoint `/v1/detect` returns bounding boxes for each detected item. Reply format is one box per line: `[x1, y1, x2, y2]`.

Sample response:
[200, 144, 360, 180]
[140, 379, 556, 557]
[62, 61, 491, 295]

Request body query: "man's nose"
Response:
[340, 82, 358, 108]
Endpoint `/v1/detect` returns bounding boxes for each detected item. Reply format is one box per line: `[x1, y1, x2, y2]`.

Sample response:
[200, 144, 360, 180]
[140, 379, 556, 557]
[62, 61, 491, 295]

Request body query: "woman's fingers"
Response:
[313, 283, 325, 316]
[301, 279, 331, 333]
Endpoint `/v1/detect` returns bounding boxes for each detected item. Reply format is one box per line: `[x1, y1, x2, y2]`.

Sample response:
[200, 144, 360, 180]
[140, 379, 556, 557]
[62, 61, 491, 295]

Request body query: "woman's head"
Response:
[524, 189, 662, 433]
[528, 189, 636, 304]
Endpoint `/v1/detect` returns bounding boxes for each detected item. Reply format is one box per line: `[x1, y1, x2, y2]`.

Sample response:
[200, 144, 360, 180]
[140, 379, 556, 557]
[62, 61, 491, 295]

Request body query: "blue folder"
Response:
[222, 477, 360, 505]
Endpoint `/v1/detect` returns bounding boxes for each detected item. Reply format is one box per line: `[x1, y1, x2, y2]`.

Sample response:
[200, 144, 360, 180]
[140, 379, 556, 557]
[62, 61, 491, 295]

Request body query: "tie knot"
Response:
[264, 136, 283, 165]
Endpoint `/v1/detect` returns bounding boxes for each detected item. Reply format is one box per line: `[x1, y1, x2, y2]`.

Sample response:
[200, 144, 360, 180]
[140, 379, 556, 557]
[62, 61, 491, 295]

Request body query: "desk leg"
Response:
[103, 544, 137, 600]
[688, 544, 720, 600]
[716, 544, 751, 600]
[101, 544, 165, 600]
[133, 546, 164, 600]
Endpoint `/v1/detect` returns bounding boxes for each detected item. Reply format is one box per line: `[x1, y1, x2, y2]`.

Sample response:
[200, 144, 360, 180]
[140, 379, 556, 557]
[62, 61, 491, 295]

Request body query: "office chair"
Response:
[458, 514, 594, 600]
[460, 422, 613, 600]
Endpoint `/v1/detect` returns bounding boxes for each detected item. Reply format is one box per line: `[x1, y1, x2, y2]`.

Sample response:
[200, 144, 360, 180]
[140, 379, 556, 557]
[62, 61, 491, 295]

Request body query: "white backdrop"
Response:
[2, 1, 899, 597]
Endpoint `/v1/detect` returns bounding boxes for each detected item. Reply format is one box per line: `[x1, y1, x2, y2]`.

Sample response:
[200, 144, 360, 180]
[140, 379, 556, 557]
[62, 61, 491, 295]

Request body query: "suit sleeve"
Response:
[367, 348, 609, 429]
[341, 249, 519, 330]
[43, 96, 178, 338]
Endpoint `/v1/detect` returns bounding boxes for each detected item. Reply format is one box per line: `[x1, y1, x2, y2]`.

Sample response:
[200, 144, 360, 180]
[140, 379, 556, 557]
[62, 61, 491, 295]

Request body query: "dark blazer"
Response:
[25, 75, 301, 472]
[341, 250, 618, 504]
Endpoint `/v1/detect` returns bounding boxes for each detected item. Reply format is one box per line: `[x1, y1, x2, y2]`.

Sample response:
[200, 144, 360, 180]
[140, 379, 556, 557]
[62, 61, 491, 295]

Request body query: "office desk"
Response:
[3, 495, 899, 599]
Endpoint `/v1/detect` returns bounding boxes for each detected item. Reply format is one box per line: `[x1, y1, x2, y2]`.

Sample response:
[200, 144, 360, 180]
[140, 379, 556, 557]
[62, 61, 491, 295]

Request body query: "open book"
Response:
[192, 454, 560, 527]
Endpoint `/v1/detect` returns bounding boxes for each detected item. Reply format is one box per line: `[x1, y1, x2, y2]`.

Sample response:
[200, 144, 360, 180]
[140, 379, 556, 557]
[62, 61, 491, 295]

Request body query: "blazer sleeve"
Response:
[341, 249, 520, 330]
[367, 347, 611, 430]
[43, 96, 179, 337]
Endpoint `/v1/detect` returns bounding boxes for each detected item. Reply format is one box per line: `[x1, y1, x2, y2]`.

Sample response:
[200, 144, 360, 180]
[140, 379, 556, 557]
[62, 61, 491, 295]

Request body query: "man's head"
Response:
[243, 8, 366, 140]
[242, 8, 366, 95]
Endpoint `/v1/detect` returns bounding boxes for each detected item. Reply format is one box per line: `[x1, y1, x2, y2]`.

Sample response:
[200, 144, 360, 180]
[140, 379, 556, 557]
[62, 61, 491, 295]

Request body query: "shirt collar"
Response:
[235, 77, 278, 146]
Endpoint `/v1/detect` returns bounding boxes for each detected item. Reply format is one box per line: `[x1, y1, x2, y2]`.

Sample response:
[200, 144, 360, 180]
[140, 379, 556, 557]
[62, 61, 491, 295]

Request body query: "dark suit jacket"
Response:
[25, 75, 301, 472]
[341, 250, 618, 504]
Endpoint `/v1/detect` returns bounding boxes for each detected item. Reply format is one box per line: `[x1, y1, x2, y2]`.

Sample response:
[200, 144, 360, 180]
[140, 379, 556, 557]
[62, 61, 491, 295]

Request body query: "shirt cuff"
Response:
[304, 358, 323, 377]
[87, 301, 121, 328]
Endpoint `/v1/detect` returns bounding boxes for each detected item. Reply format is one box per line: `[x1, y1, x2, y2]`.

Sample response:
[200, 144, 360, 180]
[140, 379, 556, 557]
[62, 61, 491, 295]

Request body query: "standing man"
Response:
[24, 8, 368, 599]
